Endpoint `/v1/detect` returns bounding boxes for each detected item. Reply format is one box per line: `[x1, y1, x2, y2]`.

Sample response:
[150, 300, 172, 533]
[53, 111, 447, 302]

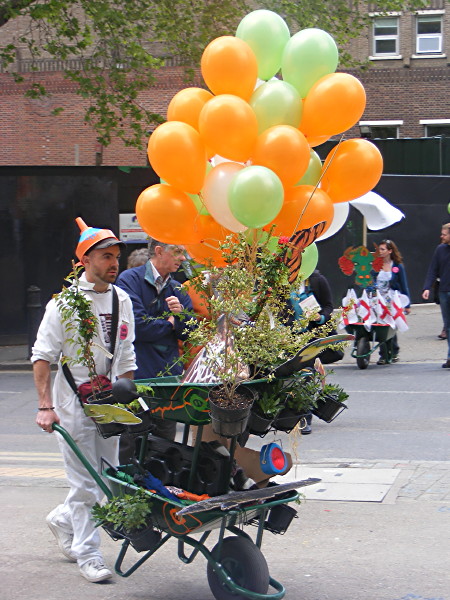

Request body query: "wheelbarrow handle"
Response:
[52, 423, 113, 499]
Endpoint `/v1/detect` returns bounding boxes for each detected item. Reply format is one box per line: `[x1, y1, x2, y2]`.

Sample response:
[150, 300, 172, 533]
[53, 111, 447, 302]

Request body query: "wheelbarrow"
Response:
[52, 375, 321, 600]
[345, 323, 396, 369]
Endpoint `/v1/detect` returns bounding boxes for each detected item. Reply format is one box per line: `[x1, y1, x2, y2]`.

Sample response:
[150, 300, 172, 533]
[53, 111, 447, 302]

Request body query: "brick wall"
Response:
[1, 62, 448, 165]
[0, 67, 202, 166]
[345, 66, 450, 139]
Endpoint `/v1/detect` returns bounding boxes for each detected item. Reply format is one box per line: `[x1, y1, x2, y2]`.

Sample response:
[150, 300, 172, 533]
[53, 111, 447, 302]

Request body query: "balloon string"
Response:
[197, 191, 208, 212]
[291, 133, 345, 237]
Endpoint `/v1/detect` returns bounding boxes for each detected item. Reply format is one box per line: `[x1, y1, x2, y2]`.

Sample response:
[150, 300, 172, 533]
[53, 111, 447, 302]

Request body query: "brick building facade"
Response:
[1, 2, 449, 167]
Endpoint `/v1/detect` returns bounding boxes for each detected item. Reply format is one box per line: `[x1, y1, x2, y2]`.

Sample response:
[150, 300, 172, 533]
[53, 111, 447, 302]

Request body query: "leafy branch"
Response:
[55, 261, 99, 386]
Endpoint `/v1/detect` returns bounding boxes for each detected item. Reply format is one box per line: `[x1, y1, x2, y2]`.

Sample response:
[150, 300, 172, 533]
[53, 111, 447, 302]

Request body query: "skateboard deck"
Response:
[176, 477, 321, 516]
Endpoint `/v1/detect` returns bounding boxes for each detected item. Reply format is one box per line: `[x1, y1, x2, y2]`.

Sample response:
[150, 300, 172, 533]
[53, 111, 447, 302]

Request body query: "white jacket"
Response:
[31, 275, 136, 415]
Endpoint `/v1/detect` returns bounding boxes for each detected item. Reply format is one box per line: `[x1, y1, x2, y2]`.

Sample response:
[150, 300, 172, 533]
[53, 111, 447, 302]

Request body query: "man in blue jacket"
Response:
[422, 223, 450, 367]
[116, 239, 194, 437]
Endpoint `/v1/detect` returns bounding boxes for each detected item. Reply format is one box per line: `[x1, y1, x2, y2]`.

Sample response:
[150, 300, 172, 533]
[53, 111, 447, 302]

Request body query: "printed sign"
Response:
[119, 214, 147, 242]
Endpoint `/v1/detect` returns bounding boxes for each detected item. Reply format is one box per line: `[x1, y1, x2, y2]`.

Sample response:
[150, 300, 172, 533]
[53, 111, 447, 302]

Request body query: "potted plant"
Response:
[272, 371, 320, 432]
[247, 380, 285, 435]
[91, 488, 161, 552]
[312, 382, 349, 423]
[182, 233, 323, 438]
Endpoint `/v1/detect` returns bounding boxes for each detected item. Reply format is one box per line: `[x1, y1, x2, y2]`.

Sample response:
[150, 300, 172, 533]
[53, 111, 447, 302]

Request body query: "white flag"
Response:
[339, 288, 359, 328]
[391, 290, 409, 332]
[357, 289, 377, 331]
[375, 291, 395, 328]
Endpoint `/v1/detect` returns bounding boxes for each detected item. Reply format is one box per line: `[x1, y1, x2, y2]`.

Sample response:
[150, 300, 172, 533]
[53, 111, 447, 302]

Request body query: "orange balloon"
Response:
[186, 215, 235, 267]
[321, 139, 384, 203]
[199, 94, 258, 163]
[265, 185, 333, 237]
[147, 121, 207, 194]
[300, 73, 366, 138]
[167, 87, 214, 131]
[185, 242, 229, 268]
[182, 279, 211, 319]
[251, 125, 310, 188]
[201, 36, 258, 101]
[305, 134, 330, 148]
[135, 184, 200, 244]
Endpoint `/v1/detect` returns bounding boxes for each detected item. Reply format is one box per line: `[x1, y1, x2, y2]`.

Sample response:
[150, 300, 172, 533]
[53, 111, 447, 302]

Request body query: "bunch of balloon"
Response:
[135, 8, 383, 270]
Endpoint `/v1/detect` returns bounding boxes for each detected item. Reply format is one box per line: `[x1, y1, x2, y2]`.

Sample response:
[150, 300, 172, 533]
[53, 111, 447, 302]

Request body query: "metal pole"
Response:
[26, 285, 41, 359]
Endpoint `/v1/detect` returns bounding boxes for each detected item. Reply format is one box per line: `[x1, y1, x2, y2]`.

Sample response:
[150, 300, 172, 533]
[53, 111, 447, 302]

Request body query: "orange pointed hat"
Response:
[75, 217, 124, 261]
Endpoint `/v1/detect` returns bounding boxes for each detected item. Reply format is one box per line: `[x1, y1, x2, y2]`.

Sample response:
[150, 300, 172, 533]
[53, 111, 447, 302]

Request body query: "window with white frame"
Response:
[360, 121, 402, 139]
[416, 15, 442, 54]
[370, 125, 399, 139]
[420, 120, 450, 137]
[425, 125, 450, 137]
[373, 17, 399, 56]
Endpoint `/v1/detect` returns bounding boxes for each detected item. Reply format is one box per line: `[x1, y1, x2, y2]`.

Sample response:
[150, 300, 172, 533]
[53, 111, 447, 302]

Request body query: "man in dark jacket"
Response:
[116, 239, 194, 439]
[422, 223, 450, 367]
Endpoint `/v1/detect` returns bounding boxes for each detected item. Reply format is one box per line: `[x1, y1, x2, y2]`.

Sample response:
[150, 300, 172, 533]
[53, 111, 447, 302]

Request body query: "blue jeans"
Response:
[439, 291, 450, 358]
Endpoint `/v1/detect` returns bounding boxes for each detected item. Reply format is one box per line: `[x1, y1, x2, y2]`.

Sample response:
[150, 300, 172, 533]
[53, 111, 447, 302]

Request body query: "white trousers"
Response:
[53, 395, 118, 567]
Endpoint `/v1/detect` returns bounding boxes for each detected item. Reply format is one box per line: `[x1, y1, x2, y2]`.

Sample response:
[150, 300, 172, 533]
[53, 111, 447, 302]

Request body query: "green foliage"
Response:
[135, 384, 155, 397]
[254, 380, 285, 417]
[0, 0, 427, 148]
[284, 371, 321, 413]
[113, 399, 144, 414]
[184, 233, 322, 403]
[55, 262, 99, 383]
[321, 382, 349, 404]
[91, 488, 153, 532]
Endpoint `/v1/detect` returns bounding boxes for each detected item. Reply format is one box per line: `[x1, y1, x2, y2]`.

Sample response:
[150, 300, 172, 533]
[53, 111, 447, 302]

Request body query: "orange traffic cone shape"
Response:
[75, 217, 123, 260]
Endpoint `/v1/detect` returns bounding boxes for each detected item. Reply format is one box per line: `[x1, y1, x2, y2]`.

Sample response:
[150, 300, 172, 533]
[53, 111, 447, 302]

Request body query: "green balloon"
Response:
[447, 202, 450, 214]
[300, 243, 319, 280]
[250, 80, 302, 134]
[228, 166, 284, 229]
[281, 28, 339, 98]
[296, 150, 322, 186]
[236, 9, 290, 81]
[243, 231, 282, 256]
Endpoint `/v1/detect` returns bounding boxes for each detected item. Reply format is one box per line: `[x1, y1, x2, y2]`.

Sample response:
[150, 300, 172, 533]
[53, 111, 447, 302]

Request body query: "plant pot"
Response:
[126, 524, 161, 552]
[208, 386, 255, 438]
[265, 503, 297, 535]
[102, 523, 161, 552]
[312, 394, 347, 423]
[247, 408, 275, 436]
[272, 407, 308, 433]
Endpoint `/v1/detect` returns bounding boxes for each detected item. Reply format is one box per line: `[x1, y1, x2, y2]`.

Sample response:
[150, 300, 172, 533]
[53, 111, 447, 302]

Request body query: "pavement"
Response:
[1, 303, 449, 599]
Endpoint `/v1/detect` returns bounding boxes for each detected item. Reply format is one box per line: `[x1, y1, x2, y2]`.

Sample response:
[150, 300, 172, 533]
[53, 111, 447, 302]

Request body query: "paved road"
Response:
[1, 303, 449, 600]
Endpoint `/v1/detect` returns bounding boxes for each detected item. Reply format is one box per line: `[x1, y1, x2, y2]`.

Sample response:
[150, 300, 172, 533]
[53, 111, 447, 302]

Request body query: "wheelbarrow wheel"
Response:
[356, 337, 370, 370]
[207, 536, 269, 600]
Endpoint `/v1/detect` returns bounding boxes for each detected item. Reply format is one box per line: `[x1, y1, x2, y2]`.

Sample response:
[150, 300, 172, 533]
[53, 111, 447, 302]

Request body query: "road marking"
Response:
[0, 466, 65, 478]
[0, 390, 23, 394]
[0, 455, 63, 463]
[0, 451, 60, 456]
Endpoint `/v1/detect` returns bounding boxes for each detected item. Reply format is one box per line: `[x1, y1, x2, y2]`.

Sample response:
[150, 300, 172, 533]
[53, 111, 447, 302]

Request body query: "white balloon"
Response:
[316, 202, 349, 242]
[201, 163, 248, 233]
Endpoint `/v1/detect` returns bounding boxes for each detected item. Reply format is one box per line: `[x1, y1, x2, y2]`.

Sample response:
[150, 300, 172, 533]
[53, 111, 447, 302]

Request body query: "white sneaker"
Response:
[46, 510, 76, 562]
[79, 559, 113, 583]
